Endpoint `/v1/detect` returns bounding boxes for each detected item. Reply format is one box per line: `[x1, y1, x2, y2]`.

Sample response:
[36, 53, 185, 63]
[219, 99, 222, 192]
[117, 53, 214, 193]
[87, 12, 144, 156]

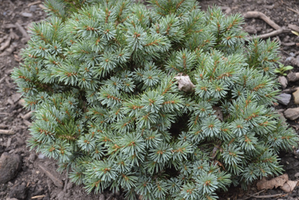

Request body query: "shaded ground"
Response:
[1, 0, 299, 199]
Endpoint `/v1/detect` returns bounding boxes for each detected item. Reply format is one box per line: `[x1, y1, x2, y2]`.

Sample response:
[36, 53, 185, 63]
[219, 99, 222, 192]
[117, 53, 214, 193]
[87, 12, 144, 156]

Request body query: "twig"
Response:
[0, 129, 14, 134]
[244, 11, 280, 30]
[28, 1, 42, 7]
[247, 27, 288, 40]
[15, 22, 29, 41]
[281, 42, 296, 46]
[251, 193, 285, 199]
[243, 11, 291, 39]
[21, 111, 32, 120]
[240, 190, 266, 200]
[38, 4, 47, 10]
[287, 7, 299, 15]
[31, 195, 46, 199]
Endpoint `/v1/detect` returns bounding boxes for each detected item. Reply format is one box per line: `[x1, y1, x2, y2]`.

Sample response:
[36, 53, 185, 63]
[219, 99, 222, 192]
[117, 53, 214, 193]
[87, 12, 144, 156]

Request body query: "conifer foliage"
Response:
[12, 0, 299, 199]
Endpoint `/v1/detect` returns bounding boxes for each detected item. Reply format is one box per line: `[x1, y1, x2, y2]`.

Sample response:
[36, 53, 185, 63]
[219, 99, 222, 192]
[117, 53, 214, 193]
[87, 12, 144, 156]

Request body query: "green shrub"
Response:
[12, 0, 299, 199]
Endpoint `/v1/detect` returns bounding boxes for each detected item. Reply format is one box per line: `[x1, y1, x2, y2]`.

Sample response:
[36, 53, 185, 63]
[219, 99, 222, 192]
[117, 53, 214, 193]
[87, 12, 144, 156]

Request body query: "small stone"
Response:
[18, 99, 26, 107]
[287, 72, 299, 82]
[28, 153, 36, 162]
[284, 107, 299, 120]
[0, 153, 22, 184]
[293, 88, 299, 104]
[21, 12, 33, 18]
[276, 109, 287, 124]
[244, 25, 257, 34]
[295, 172, 299, 178]
[38, 153, 45, 159]
[256, 25, 263, 32]
[291, 57, 299, 67]
[99, 194, 105, 200]
[29, 5, 37, 12]
[278, 76, 288, 89]
[276, 93, 291, 105]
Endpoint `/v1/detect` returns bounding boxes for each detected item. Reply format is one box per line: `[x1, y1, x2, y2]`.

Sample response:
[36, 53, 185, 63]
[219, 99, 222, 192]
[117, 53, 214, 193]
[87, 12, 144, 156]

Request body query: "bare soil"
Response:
[1, 0, 299, 199]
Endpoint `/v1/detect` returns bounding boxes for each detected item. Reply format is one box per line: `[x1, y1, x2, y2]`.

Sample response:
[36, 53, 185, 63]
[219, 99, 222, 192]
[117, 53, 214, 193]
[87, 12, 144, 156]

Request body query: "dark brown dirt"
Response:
[1, 0, 299, 199]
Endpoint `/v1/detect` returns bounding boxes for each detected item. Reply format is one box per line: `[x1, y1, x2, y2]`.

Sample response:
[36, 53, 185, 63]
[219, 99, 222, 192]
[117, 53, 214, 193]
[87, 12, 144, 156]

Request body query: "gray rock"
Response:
[284, 107, 299, 120]
[29, 5, 37, 12]
[287, 72, 299, 82]
[38, 153, 45, 159]
[278, 76, 288, 89]
[276, 93, 291, 105]
[0, 153, 22, 184]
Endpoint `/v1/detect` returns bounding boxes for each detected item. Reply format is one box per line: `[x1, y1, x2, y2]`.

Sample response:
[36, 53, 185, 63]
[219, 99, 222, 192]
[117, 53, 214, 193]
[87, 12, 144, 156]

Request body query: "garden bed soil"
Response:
[1, 0, 299, 199]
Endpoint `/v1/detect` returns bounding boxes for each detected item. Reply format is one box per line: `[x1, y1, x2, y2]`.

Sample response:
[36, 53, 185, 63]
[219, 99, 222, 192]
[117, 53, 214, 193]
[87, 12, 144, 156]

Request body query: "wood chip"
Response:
[11, 93, 21, 103]
[287, 7, 299, 15]
[31, 195, 46, 199]
[0, 129, 14, 135]
[0, 36, 11, 51]
[28, 1, 42, 7]
[0, 35, 8, 43]
[6, 137, 11, 147]
[0, 42, 18, 57]
[15, 22, 29, 41]
[38, 4, 47, 10]
[21, 111, 33, 120]
[21, 12, 33, 18]
[23, 120, 32, 127]
[4, 24, 16, 29]
[288, 24, 299, 33]
[38, 164, 63, 188]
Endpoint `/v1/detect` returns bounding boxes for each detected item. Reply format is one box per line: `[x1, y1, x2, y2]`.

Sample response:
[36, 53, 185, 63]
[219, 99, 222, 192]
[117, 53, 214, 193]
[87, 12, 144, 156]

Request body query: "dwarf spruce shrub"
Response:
[12, 0, 299, 199]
